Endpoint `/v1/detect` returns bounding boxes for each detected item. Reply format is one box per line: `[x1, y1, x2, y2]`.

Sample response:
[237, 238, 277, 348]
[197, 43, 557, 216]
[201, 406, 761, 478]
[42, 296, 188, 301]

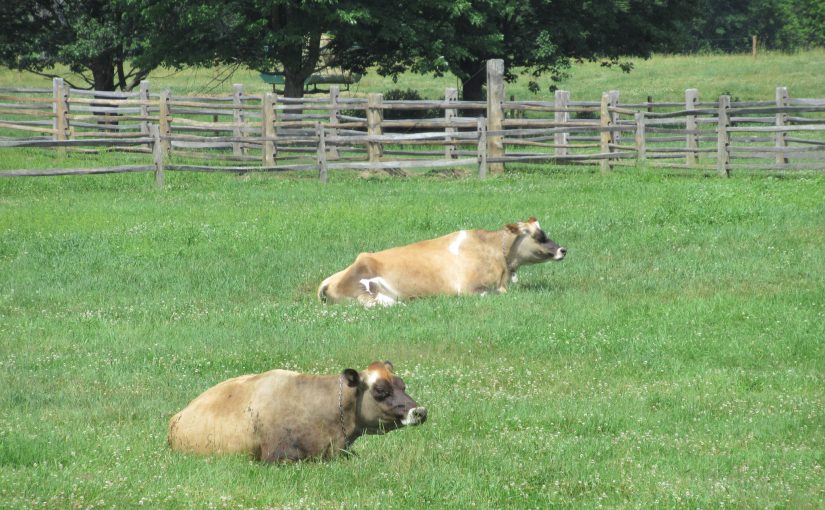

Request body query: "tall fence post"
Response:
[445, 87, 458, 159]
[685, 88, 699, 167]
[775, 86, 789, 167]
[150, 124, 165, 189]
[554, 90, 570, 158]
[139, 80, 150, 137]
[262, 92, 276, 166]
[367, 93, 384, 162]
[599, 92, 612, 173]
[52, 78, 69, 156]
[477, 116, 488, 178]
[158, 89, 171, 156]
[316, 123, 328, 183]
[232, 83, 246, 156]
[608, 90, 620, 146]
[327, 86, 340, 160]
[717, 95, 731, 177]
[635, 112, 646, 166]
[486, 59, 505, 174]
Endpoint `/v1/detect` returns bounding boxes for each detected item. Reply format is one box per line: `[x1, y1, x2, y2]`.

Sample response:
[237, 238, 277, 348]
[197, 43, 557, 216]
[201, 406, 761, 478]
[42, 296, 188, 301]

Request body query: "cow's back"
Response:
[168, 369, 298, 456]
[371, 230, 505, 297]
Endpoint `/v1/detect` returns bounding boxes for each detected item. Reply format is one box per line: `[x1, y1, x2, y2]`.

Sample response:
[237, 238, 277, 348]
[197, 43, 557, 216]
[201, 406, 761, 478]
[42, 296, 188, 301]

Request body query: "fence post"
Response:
[150, 124, 165, 189]
[486, 59, 505, 174]
[367, 93, 384, 162]
[158, 89, 171, 155]
[554, 90, 570, 158]
[685, 88, 699, 167]
[635, 112, 646, 166]
[775, 86, 788, 167]
[139, 80, 150, 137]
[445, 87, 458, 159]
[609, 90, 620, 146]
[232, 83, 246, 156]
[316, 123, 328, 183]
[599, 92, 612, 173]
[52, 78, 68, 152]
[262, 92, 276, 166]
[327, 86, 340, 160]
[717, 95, 731, 177]
[477, 116, 488, 178]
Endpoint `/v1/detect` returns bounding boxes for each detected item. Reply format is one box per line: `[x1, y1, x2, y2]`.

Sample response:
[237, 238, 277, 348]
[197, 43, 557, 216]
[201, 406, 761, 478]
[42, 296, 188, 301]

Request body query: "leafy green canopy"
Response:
[0, 0, 161, 91]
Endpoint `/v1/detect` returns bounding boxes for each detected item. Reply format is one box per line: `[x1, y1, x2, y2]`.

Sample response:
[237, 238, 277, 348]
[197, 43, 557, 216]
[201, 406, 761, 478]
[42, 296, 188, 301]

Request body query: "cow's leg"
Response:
[332, 255, 399, 307]
[358, 276, 400, 307]
[260, 440, 308, 463]
[496, 268, 511, 293]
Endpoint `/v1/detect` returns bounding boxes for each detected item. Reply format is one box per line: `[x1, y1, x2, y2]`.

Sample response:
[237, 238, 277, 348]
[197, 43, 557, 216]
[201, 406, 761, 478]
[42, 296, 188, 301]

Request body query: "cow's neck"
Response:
[501, 230, 523, 273]
[336, 378, 362, 451]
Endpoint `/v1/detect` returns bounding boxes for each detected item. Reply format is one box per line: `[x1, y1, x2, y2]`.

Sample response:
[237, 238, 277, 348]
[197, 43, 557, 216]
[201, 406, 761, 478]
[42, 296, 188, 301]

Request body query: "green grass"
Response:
[2, 52, 825, 508]
[1, 169, 824, 509]
[4, 49, 825, 101]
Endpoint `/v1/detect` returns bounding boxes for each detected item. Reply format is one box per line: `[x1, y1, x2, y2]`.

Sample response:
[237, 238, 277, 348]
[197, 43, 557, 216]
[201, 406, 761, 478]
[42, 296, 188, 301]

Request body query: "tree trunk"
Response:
[281, 28, 322, 99]
[458, 60, 486, 116]
[461, 65, 486, 102]
[284, 74, 306, 98]
[91, 58, 116, 92]
[90, 57, 118, 126]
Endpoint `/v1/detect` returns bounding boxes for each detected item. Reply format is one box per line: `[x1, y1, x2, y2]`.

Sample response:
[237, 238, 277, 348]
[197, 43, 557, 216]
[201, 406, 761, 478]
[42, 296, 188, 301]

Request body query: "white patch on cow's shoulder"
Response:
[401, 407, 427, 426]
[448, 230, 467, 256]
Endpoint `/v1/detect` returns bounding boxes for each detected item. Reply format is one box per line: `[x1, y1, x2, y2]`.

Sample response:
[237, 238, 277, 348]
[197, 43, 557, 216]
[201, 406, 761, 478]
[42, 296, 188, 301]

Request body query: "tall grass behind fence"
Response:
[2, 60, 825, 182]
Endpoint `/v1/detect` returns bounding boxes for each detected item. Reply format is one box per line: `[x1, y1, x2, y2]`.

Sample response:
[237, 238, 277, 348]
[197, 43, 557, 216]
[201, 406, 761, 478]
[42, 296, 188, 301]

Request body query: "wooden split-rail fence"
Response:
[2, 60, 824, 184]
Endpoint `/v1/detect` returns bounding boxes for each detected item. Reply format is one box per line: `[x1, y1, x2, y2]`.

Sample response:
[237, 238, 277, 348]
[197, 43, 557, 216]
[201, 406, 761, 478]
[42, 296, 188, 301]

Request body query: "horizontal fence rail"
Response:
[2, 62, 824, 184]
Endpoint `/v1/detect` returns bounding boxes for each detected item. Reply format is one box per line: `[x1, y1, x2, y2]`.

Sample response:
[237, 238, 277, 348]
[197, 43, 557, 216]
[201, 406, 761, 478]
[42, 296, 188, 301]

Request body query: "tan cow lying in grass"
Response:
[318, 217, 566, 307]
[168, 361, 427, 462]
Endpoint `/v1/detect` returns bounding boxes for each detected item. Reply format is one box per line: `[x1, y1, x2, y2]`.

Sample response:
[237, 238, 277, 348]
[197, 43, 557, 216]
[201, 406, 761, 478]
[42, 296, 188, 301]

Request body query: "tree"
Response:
[684, 0, 791, 52]
[0, 0, 162, 91]
[169, 0, 437, 98]
[380, 0, 702, 101]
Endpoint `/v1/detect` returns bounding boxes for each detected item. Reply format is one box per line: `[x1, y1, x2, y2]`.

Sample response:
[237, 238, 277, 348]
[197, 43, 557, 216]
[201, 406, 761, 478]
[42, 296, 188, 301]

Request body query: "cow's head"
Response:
[506, 217, 566, 266]
[342, 361, 427, 435]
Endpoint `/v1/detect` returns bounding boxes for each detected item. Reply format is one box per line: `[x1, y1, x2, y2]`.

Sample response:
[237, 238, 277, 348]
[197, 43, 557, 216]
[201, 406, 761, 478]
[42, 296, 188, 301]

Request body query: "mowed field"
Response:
[2, 52, 825, 509]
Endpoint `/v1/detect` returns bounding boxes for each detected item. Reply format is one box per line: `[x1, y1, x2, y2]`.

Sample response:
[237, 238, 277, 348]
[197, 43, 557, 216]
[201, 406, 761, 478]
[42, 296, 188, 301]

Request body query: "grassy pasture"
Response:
[3, 49, 824, 100]
[2, 51, 825, 509]
[1, 168, 824, 509]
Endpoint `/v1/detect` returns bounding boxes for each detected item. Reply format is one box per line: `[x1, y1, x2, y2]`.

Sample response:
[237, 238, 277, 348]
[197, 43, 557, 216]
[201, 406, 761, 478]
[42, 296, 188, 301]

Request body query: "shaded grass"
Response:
[3, 49, 824, 101]
[1, 169, 824, 508]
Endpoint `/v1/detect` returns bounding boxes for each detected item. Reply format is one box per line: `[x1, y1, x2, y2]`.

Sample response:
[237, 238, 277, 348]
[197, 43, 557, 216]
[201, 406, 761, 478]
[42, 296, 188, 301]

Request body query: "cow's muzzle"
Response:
[401, 407, 428, 426]
[553, 246, 567, 261]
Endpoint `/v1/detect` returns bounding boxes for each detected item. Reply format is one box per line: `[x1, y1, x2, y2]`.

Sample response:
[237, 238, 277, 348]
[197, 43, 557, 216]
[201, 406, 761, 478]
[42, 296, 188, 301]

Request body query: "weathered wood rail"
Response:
[2, 60, 824, 183]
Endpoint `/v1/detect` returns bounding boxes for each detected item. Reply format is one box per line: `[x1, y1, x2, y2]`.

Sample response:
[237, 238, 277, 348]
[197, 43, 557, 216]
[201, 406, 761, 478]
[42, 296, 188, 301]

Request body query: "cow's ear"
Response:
[342, 368, 360, 388]
[527, 216, 537, 223]
[506, 223, 520, 233]
[383, 360, 394, 372]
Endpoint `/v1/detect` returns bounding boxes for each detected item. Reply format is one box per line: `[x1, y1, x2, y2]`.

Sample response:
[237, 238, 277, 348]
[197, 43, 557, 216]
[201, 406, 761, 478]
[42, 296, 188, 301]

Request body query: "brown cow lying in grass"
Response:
[168, 361, 427, 462]
[318, 217, 566, 307]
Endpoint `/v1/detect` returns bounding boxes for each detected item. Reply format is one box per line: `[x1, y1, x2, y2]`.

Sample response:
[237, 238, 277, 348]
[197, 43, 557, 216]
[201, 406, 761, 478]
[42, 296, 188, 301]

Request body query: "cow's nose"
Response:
[402, 406, 427, 425]
[412, 407, 427, 423]
[558, 247, 567, 258]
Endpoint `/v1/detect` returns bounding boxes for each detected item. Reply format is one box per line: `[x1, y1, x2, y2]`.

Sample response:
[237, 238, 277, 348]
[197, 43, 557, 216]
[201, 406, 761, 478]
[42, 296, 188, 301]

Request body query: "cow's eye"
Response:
[373, 387, 390, 400]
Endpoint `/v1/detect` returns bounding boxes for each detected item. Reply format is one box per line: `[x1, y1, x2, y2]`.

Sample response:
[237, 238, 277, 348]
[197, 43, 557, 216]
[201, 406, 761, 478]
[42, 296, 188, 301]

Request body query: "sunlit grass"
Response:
[1, 169, 824, 508]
